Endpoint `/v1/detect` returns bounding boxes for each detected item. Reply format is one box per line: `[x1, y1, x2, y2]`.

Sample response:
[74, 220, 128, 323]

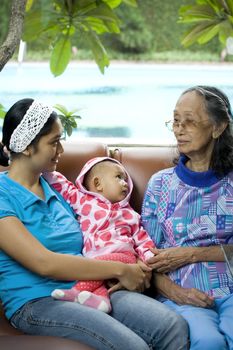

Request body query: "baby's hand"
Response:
[137, 259, 152, 289]
[146, 247, 160, 268]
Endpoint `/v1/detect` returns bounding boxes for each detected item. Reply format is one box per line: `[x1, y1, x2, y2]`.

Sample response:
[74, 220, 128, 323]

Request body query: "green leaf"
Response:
[181, 22, 217, 46]
[26, 0, 34, 12]
[0, 104, 6, 119]
[54, 104, 69, 115]
[83, 16, 119, 34]
[218, 19, 233, 43]
[22, 10, 44, 41]
[84, 31, 109, 73]
[66, 123, 73, 137]
[228, 15, 233, 25]
[70, 119, 78, 128]
[54, 103, 81, 137]
[179, 4, 216, 23]
[85, 2, 120, 33]
[197, 23, 220, 44]
[62, 24, 76, 36]
[122, 0, 137, 7]
[74, 1, 97, 16]
[179, 0, 233, 47]
[69, 108, 82, 115]
[226, 0, 233, 15]
[102, 0, 122, 9]
[200, 0, 221, 14]
[102, 0, 137, 8]
[50, 36, 71, 77]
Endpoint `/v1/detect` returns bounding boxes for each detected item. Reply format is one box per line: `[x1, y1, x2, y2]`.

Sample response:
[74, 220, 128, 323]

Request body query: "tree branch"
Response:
[0, 0, 27, 72]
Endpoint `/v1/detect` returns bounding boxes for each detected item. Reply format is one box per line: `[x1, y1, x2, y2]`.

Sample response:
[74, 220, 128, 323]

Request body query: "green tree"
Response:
[0, 2, 12, 44]
[0, 0, 27, 72]
[0, 0, 137, 76]
[178, 0, 233, 50]
[109, 3, 153, 53]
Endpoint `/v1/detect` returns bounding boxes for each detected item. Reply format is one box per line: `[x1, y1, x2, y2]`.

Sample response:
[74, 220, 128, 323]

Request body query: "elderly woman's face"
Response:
[173, 91, 215, 158]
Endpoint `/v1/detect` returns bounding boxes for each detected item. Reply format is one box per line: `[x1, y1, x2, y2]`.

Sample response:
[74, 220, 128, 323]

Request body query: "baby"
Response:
[44, 157, 155, 312]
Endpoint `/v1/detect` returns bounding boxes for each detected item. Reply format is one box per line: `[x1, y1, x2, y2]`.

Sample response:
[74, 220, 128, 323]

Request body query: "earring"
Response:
[3, 146, 11, 165]
[212, 131, 219, 139]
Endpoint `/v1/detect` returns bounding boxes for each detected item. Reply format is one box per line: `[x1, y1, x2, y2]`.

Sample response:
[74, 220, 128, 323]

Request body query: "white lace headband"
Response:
[9, 100, 53, 153]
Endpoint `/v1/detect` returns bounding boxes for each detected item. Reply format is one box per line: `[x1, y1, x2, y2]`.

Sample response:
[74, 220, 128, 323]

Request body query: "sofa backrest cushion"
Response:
[0, 142, 176, 213]
[56, 141, 109, 183]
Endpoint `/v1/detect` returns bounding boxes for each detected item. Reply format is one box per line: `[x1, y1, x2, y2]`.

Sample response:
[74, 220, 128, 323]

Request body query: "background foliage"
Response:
[0, 0, 225, 62]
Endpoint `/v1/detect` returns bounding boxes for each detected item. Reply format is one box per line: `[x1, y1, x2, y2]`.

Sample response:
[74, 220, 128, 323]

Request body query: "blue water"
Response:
[1, 62, 233, 143]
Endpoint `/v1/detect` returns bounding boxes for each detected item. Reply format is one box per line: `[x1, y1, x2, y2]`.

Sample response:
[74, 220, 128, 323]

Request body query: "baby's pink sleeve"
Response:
[43, 171, 81, 214]
[133, 224, 155, 261]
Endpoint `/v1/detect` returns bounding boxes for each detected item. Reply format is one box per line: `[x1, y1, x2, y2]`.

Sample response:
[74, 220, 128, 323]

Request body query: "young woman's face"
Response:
[173, 91, 215, 160]
[28, 118, 64, 173]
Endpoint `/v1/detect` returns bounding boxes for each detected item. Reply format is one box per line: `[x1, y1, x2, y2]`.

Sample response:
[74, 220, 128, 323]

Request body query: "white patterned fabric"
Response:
[9, 100, 53, 153]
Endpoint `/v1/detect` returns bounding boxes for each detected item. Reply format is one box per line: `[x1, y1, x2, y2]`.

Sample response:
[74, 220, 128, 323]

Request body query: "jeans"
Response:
[164, 294, 233, 350]
[11, 291, 189, 350]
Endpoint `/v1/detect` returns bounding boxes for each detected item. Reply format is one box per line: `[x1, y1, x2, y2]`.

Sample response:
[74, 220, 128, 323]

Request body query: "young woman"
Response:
[0, 98, 188, 350]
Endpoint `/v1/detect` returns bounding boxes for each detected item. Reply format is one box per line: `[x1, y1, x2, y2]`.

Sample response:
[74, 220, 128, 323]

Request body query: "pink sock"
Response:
[51, 288, 79, 302]
[51, 288, 111, 313]
[77, 291, 111, 313]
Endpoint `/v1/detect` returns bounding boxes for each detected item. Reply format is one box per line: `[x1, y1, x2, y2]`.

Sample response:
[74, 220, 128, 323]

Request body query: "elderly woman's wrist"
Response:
[189, 247, 198, 263]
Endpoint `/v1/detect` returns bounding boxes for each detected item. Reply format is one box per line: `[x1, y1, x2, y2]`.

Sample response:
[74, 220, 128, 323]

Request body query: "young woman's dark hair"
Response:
[175, 86, 233, 177]
[0, 98, 58, 167]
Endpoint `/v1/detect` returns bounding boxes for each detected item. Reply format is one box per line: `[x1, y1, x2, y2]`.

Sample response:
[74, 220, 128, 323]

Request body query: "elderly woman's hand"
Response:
[174, 287, 214, 308]
[147, 247, 195, 273]
[154, 273, 214, 308]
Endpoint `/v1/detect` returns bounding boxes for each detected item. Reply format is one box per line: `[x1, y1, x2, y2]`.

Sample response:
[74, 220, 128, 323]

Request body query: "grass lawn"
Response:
[13, 48, 233, 64]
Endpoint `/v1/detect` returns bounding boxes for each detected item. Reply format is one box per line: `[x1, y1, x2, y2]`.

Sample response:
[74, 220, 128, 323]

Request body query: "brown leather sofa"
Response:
[0, 140, 175, 350]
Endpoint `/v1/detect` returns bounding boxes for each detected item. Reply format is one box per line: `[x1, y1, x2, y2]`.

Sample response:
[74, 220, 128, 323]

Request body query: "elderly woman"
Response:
[142, 86, 233, 350]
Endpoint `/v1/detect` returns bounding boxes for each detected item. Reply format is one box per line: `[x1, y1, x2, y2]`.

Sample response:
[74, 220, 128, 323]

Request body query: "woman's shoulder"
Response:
[227, 170, 233, 180]
[145, 167, 175, 194]
[225, 171, 233, 187]
[149, 166, 175, 183]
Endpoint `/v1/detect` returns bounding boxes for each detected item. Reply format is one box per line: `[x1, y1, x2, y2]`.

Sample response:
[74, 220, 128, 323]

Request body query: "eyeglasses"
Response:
[165, 118, 210, 132]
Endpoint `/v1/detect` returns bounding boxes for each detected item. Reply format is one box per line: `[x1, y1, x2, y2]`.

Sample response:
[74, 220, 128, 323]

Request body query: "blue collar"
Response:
[175, 155, 219, 187]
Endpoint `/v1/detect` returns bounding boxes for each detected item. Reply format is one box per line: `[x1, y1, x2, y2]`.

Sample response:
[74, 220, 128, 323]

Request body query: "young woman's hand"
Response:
[108, 263, 151, 293]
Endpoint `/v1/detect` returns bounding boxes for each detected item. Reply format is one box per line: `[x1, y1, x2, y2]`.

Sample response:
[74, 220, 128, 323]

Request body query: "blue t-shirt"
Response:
[0, 172, 83, 319]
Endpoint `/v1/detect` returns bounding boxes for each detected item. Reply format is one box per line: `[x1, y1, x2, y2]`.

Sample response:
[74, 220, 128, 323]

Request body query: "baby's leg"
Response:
[96, 251, 137, 264]
[52, 280, 111, 313]
[52, 252, 136, 313]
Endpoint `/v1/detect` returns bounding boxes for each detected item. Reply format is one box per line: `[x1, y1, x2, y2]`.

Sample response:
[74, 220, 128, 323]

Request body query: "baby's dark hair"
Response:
[0, 98, 58, 167]
[83, 159, 116, 190]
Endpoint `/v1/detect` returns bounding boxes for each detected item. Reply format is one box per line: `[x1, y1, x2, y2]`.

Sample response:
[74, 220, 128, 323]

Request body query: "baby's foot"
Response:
[76, 291, 111, 313]
[51, 288, 78, 302]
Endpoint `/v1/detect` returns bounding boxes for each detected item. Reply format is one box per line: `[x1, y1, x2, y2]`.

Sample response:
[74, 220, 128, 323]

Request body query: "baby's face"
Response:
[100, 163, 129, 203]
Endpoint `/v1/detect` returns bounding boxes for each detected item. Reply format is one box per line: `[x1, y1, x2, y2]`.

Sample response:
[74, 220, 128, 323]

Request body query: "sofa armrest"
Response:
[0, 335, 95, 350]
